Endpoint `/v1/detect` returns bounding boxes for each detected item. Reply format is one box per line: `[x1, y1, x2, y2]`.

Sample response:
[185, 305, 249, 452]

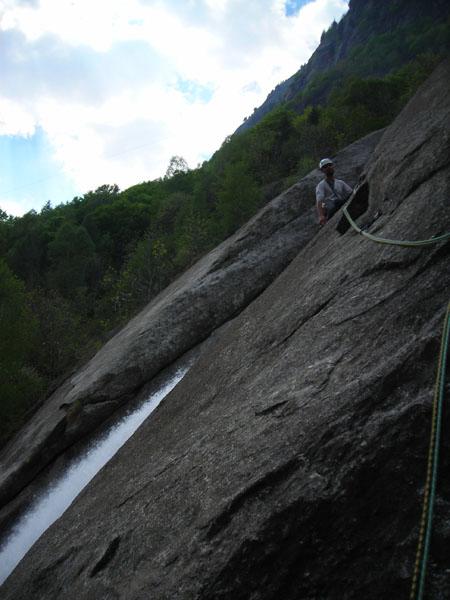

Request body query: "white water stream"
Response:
[0, 367, 187, 585]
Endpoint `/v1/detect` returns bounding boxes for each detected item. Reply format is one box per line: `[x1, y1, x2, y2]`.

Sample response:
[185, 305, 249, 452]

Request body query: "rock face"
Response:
[1, 61, 450, 599]
[0, 129, 382, 515]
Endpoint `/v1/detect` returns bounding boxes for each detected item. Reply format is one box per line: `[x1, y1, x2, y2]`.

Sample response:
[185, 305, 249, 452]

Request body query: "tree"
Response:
[216, 162, 261, 237]
[165, 156, 189, 179]
[28, 288, 94, 380]
[110, 235, 176, 319]
[84, 184, 120, 208]
[48, 222, 96, 295]
[173, 196, 214, 267]
[0, 259, 43, 447]
[6, 212, 48, 287]
[83, 199, 152, 269]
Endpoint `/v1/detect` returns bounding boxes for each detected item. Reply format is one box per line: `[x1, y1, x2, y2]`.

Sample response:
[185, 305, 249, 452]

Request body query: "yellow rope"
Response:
[409, 305, 446, 597]
[410, 302, 450, 600]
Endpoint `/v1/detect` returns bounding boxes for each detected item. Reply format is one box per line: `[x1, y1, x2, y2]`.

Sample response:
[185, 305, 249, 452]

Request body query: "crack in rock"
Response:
[254, 400, 289, 416]
[89, 536, 121, 578]
[205, 458, 302, 540]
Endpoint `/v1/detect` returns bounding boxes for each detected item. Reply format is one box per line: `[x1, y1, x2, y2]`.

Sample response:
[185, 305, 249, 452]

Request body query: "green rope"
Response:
[342, 206, 450, 247]
[341, 205, 450, 598]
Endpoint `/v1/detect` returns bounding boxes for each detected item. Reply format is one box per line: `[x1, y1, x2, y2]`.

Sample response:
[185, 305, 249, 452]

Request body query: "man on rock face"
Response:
[316, 158, 353, 226]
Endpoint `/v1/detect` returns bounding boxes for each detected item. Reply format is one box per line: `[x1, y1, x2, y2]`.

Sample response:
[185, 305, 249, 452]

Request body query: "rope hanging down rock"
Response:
[341, 204, 450, 600]
[410, 302, 449, 600]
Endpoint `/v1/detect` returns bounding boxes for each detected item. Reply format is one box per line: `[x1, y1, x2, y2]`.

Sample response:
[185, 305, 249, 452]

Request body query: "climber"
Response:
[316, 158, 353, 226]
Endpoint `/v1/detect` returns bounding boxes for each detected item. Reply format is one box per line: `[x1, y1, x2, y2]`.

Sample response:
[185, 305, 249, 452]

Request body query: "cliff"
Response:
[236, 0, 450, 134]
[1, 60, 449, 599]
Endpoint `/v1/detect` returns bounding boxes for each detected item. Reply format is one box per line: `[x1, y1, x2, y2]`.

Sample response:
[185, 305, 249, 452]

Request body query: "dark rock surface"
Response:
[2, 61, 450, 599]
[0, 130, 382, 515]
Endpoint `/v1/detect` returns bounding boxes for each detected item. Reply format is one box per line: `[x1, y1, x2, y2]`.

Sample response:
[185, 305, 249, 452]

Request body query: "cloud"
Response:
[0, 196, 38, 216]
[0, 0, 349, 206]
[0, 96, 36, 136]
[0, 30, 167, 106]
[15, 0, 40, 6]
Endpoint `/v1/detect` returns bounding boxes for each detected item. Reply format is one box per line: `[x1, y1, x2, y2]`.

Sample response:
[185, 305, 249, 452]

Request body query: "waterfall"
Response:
[0, 367, 188, 585]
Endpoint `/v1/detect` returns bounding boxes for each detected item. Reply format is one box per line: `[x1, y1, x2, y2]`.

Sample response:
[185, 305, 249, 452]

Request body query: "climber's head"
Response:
[319, 158, 334, 177]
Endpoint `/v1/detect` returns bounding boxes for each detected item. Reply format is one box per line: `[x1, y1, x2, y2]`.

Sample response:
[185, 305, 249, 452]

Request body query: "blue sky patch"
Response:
[285, 0, 311, 17]
[128, 18, 144, 26]
[175, 78, 215, 103]
[0, 128, 78, 215]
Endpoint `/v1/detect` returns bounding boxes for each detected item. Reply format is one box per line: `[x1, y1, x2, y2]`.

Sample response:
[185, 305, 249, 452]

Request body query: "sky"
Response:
[0, 0, 349, 216]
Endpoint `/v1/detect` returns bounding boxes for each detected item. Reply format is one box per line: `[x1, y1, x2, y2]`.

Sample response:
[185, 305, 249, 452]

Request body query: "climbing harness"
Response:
[342, 204, 450, 600]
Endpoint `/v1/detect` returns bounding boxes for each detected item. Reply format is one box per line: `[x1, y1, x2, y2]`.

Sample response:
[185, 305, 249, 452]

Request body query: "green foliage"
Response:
[345, 17, 450, 77]
[82, 197, 152, 268]
[288, 16, 450, 115]
[78, 184, 120, 213]
[28, 288, 96, 380]
[48, 222, 96, 295]
[246, 107, 299, 183]
[0, 365, 44, 448]
[0, 260, 36, 362]
[172, 195, 216, 266]
[165, 155, 189, 179]
[0, 260, 44, 447]
[216, 162, 261, 237]
[6, 211, 49, 286]
[110, 235, 175, 318]
[384, 53, 443, 106]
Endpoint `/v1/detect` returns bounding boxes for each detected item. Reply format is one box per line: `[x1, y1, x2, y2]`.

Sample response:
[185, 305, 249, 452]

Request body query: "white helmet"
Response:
[319, 158, 333, 169]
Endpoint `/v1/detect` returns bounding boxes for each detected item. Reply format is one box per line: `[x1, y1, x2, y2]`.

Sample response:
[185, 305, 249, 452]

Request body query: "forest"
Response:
[1, 12, 449, 448]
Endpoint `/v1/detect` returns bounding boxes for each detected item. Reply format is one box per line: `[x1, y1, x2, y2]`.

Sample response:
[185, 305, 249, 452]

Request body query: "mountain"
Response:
[235, 0, 450, 134]
[1, 58, 449, 599]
